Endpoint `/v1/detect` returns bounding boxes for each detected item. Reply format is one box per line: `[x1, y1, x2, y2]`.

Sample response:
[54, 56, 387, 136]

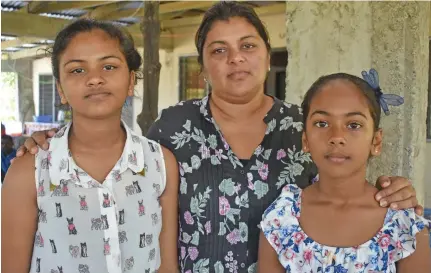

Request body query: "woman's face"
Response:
[202, 16, 270, 103]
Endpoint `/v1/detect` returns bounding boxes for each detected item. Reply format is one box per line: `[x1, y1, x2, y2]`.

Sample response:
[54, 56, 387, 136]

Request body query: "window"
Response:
[178, 56, 210, 101]
[38, 75, 60, 122]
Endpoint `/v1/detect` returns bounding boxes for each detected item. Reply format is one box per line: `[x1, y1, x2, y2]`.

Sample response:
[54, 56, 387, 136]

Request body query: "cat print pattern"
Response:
[30, 122, 166, 273]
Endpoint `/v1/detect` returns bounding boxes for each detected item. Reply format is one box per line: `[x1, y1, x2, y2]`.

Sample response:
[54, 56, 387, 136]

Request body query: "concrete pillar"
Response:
[285, 2, 430, 205]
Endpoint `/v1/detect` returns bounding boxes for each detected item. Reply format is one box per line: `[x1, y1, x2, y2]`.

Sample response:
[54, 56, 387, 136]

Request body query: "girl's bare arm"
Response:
[257, 231, 285, 273]
[396, 228, 431, 272]
[2, 153, 38, 273]
[158, 146, 180, 273]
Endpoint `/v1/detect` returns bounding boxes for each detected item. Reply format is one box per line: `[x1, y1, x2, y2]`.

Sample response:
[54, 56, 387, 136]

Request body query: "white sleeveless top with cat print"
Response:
[30, 121, 166, 273]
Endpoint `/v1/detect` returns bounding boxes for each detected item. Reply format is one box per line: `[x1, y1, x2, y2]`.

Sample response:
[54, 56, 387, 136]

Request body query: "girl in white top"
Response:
[2, 19, 179, 273]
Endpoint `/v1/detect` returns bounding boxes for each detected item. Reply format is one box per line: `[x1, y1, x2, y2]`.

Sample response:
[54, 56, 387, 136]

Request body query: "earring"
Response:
[268, 67, 271, 72]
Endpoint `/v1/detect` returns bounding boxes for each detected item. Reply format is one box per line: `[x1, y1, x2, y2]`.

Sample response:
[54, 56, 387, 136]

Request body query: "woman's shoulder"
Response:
[276, 99, 303, 117]
[159, 99, 203, 120]
[147, 99, 204, 144]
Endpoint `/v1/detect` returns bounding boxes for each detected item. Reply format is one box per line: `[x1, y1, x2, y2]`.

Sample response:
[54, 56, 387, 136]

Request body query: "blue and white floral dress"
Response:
[260, 184, 429, 272]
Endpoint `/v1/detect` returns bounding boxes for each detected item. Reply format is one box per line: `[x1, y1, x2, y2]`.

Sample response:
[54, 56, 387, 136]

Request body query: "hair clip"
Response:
[361, 68, 404, 115]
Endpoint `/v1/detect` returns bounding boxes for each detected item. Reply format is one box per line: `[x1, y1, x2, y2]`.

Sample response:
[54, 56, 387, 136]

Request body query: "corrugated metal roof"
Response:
[53, 8, 87, 17]
[1, 6, 18, 12]
[20, 43, 38, 48]
[1, 35, 17, 41]
[117, 17, 140, 24]
[111, 21, 131, 27]
[39, 13, 75, 20]
[1, 0, 26, 9]
[3, 47, 20, 52]
[35, 40, 55, 45]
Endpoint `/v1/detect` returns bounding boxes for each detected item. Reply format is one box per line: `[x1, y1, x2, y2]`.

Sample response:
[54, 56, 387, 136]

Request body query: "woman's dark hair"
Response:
[50, 19, 142, 83]
[195, 1, 271, 67]
[301, 73, 382, 131]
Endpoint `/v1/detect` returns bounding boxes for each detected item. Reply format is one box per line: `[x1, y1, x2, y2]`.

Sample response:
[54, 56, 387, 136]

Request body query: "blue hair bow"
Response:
[361, 69, 404, 115]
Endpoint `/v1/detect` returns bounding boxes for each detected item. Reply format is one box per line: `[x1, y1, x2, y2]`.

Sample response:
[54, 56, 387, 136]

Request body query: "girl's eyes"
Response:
[71, 68, 84, 74]
[69, 65, 117, 74]
[347, 122, 362, 130]
[313, 121, 363, 130]
[314, 121, 328, 128]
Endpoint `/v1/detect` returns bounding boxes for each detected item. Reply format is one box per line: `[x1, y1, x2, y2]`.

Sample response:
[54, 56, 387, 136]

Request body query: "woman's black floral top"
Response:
[147, 95, 317, 273]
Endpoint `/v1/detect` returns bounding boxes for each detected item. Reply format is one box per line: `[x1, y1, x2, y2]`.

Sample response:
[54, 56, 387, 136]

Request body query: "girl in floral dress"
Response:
[258, 72, 431, 272]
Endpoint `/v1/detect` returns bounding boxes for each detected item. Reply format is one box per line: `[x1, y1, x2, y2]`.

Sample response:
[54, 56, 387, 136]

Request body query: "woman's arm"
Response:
[396, 228, 431, 272]
[158, 146, 180, 273]
[257, 231, 285, 273]
[1, 153, 38, 273]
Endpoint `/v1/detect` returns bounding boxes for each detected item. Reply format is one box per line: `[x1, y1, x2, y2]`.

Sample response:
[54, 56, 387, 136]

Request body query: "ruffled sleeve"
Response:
[388, 208, 430, 262]
[260, 184, 303, 256]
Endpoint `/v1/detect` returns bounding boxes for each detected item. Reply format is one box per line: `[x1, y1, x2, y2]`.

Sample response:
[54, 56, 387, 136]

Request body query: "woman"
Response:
[17, 2, 421, 272]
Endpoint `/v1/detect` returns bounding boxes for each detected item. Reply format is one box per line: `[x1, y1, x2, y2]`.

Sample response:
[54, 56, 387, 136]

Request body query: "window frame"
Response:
[38, 74, 60, 122]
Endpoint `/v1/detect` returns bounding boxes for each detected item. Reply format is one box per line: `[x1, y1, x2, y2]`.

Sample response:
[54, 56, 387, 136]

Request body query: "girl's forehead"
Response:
[311, 81, 370, 110]
[68, 29, 114, 45]
[60, 30, 123, 62]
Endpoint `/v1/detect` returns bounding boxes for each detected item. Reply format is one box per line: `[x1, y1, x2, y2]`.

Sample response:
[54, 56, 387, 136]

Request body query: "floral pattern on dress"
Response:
[260, 184, 430, 273]
[148, 95, 317, 272]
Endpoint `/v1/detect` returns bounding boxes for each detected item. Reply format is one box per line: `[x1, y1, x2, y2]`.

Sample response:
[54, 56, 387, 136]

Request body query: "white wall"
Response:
[131, 48, 175, 133]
